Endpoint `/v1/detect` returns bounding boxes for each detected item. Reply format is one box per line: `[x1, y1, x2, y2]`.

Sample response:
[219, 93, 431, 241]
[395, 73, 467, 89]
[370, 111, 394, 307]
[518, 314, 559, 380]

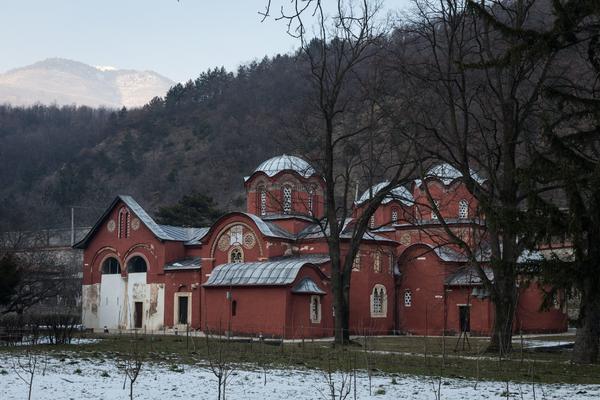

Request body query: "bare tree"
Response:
[264, 0, 416, 344]
[12, 348, 38, 400]
[121, 338, 143, 400]
[391, 0, 561, 355]
[205, 330, 235, 400]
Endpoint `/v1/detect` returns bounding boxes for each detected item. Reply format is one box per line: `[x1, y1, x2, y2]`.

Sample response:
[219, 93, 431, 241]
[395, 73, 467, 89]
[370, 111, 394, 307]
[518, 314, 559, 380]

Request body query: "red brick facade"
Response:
[77, 156, 567, 337]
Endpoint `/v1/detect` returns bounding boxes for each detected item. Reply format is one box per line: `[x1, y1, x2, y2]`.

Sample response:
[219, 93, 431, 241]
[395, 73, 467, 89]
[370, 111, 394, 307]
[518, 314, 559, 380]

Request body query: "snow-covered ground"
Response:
[1, 354, 599, 400]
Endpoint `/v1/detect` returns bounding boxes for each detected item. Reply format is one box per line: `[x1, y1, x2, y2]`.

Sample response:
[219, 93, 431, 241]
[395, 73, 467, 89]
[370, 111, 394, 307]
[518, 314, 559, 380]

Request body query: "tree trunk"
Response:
[487, 279, 517, 356]
[573, 280, 600, 364]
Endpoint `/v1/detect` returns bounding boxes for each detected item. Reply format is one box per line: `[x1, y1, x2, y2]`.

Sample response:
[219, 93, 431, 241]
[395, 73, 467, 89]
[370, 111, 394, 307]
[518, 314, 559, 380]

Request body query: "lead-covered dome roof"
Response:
[246, 154, 316, 181]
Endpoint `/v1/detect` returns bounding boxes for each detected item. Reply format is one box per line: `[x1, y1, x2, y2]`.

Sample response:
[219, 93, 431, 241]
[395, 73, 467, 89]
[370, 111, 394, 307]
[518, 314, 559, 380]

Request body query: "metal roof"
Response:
[415, 163, 486, 187]
[243, 213, 296, 240]
[204, 256, 329, 287]
[245, 154, 316, 181]
[291, 277, 326, 294]
[356, 182, 414, 206]
[163, 257, 202, 271]
[73, 195, 209, 249]
[297, 219, 397, 244]
[445, 266, 494, 286]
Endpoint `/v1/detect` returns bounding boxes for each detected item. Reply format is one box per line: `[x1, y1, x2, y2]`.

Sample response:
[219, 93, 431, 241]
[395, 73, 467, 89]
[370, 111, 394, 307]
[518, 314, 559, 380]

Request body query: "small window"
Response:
[282, 185, 293, 214]
[373, 252, 381, 273]
[259, 187, 267, 216]
[369, 214, 375, 229]
[101, 257, 121, 274]
[388, 253, 394, 274]
[127, 256, 147, 273]
[458, 199, 469, 219]
[352, 252, 361, 271]
[310, 295, 321, 323]
[431, 200, 440, 220]
[308, 189, 314, 216]
[371, 285, 387, 317]
[391, 208, 399, 224]
[231, 300, 237, 316]
[404, 289, 412, 307]
[229, 247, 244, 263]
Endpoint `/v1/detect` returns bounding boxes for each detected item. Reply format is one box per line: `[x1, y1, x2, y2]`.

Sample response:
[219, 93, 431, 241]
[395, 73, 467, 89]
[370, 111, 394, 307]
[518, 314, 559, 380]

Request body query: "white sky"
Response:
[0, 0, 412, 82]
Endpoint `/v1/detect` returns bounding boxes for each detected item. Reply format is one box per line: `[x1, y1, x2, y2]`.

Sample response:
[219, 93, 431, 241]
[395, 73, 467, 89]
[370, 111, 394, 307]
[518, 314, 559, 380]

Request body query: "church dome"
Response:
[251, 154, 316, 179]
[415, 163, 485, 186]
[357, 182, 414, 206]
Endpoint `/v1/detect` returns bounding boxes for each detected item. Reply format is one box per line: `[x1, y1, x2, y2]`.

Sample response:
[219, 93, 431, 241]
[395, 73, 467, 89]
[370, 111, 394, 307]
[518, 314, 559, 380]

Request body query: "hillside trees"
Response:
[390, 0, 562, 354]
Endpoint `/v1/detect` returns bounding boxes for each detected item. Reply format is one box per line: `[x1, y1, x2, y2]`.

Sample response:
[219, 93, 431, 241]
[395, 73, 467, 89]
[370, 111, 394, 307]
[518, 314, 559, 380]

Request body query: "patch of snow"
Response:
[95, 65, 117, 71]
[0, 354, 598, 399]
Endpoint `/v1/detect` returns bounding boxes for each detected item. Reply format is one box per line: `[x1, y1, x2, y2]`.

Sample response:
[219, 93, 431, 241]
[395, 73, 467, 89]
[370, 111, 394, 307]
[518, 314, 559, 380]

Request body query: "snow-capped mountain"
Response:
[0, 58, 174, 108]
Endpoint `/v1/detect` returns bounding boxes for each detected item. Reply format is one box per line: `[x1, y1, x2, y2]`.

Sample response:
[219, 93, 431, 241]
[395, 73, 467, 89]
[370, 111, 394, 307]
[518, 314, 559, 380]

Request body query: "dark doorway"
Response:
[178, 296, 189, 325]
[459, 305, 470, 333]
[134, 302, 143, 328]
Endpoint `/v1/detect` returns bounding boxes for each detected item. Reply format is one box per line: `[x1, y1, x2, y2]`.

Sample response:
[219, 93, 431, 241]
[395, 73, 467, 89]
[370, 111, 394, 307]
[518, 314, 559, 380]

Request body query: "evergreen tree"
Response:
[155, 192, 224, 227]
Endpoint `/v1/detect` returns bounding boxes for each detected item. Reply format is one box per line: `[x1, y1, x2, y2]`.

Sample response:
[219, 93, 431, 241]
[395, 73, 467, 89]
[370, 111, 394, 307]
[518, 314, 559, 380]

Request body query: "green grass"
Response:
[1, 332, 598, 385]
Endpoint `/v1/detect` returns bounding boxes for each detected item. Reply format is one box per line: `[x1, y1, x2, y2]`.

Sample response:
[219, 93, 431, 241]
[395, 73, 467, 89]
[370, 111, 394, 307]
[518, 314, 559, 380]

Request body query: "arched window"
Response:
[391, 208, 399, 224]
[388, 253, 394, 274]
[352, 252, 361, 271]
[308, 188, 314, 216]
[404, 289, 412, 307]
[369, 214, 375, 229]
[373, 251, 381, 273]
[127, 256, 147, 273]
[310, 295, 321, 323]
[431, 200, 440, 220]
[282, 185, 293, 214]
[118, 207, 130, 238]
[370, 285, 387, 317]
[229, 247, 244, 263]
[101, 257, 121, 274]
[458, 199, 469, 219]
[259, 187, 267, 216]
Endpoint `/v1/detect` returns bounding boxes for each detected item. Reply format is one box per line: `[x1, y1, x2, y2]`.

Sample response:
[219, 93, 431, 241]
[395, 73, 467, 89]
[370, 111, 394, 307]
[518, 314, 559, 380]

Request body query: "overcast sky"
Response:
[0, 0, 412, 82]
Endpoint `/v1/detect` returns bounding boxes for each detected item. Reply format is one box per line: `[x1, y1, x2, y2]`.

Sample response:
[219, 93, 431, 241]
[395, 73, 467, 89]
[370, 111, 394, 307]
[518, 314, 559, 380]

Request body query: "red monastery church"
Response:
[76, 155, 567, 338]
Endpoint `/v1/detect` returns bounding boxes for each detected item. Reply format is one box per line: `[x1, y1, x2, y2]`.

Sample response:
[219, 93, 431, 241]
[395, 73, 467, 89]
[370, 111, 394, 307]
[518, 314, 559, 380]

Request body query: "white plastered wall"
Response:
[126, 272, 165, 331]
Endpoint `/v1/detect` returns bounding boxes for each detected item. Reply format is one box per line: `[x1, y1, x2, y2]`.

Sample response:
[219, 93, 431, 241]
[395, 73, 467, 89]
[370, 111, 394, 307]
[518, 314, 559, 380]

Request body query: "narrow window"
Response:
[404, 289, 412, 307]
[373, 251, 381, 273]
[231, 300, 237, 316]
[118, 207, 130, 238]
[229, 247, 244, 263]
[282, 185, 293, 214]
[371, 285, 387, 317]
[310, 295, 321, 323]
[308, 189, 314, 216]
[391, 208, 398, 224]
[388, 253, 394, 274]
[431, 200, 440, 220]
[259, 187, 267, 216]
[352, 252, 361, 271]
[369, 214, 375, 229]
[458, 199, 469, 219]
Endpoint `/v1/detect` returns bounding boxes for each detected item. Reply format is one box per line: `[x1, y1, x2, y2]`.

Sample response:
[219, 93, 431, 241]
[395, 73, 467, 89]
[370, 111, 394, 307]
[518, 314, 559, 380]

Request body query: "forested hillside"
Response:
[0, 54, 311, 230]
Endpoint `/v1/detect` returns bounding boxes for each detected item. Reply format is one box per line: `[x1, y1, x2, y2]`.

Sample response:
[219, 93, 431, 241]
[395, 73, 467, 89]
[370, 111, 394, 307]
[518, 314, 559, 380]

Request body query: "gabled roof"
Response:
[163, 257, 202, 271]
[73, 195, 209, 249]
[204, 256, 329, 287]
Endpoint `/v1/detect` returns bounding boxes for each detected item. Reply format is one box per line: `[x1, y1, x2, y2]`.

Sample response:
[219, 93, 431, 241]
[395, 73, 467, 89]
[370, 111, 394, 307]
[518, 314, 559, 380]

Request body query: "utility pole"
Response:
[71, 207, 75, 246]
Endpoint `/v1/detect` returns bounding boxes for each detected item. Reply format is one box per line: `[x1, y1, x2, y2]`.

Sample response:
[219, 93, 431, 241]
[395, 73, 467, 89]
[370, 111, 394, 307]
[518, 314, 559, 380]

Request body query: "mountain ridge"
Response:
[0, 58, 174, 108]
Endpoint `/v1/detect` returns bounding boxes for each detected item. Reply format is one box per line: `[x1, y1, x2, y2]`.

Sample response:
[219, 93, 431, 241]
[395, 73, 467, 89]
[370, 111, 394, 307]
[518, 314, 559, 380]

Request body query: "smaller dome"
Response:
[357, 181, 414, 206]
[251, 154, 316, 179]
[416, 163, 485, 186]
